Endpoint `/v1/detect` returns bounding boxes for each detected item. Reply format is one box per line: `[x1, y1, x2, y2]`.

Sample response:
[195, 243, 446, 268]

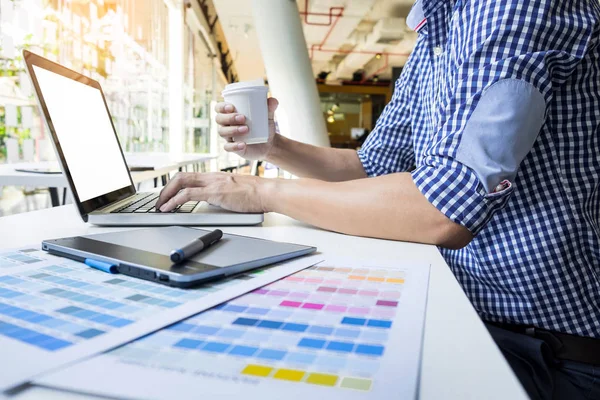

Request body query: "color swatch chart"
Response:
[39, 260, 429, 400]
[0, 246, 318, 392]
[0, 248, 258, 352]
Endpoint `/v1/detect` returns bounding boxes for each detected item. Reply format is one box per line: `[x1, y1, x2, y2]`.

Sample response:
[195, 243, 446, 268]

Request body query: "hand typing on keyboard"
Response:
[111, 193, 199, 214]
[155, 172, 273, 214]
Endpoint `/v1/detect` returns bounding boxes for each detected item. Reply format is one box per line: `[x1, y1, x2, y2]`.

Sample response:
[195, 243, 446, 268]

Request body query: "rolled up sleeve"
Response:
[412, 76, 548, 235]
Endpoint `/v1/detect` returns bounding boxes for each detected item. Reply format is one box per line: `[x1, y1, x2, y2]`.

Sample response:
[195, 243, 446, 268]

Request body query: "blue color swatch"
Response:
[229, 345, 259, 356]
[0, 321, 71, 351]
[298, 338, 327, 349]
[174, 338, 204, 349]
[232, 317, 260, 327]
[341, 317, 367, 326]
[201, 341, 230, 353]
[56, 306, 133, 328]
[42, 288, 126, 310]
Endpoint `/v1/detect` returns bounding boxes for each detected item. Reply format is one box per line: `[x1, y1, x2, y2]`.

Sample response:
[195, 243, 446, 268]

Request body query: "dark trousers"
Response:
[486, 323, 600, 400]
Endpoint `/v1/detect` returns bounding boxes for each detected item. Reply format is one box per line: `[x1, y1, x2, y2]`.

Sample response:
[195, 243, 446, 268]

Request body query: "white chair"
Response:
[5, 138, 19, 163]
[21, 139, 34, 162]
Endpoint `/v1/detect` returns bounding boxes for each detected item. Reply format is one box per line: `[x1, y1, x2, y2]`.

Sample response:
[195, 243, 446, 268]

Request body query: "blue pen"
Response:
[170, 229, 223, 264]
[85, 258, 118, 274]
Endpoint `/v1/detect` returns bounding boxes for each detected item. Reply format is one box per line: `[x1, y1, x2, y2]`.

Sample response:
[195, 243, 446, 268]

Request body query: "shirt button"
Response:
[433, 46, 443, 56]
[494, 180, 511, 193]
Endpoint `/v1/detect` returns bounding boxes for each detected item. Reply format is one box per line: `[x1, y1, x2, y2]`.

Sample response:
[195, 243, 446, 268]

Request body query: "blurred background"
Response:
[0, 0, 416, 216]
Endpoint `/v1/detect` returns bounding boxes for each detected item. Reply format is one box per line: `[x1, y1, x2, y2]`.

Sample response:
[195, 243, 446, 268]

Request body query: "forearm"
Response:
[266, 135, 367, 182]
[263, 173, 472, 249]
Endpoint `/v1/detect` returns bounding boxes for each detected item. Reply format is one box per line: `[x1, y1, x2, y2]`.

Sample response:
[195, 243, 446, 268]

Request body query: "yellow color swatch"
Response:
[306, 373, 339, 386]
[367, 276, 385, 282]
[242, 364, 273, 377]
[386, 278, 405, 284]
[273, 369, 306, 382]
[341, 377, 373, 391]
[348, 275, 366, 281]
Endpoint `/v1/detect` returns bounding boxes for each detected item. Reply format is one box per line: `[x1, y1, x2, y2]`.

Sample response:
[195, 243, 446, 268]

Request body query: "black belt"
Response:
[488, 321, 600, 365]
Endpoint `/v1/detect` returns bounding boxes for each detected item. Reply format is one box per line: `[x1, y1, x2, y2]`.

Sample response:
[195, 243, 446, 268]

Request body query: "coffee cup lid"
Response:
[224, 79, 264, 92]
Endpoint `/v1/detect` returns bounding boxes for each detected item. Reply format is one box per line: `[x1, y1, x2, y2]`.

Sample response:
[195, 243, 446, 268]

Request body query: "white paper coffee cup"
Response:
[222, 79, 269, 145]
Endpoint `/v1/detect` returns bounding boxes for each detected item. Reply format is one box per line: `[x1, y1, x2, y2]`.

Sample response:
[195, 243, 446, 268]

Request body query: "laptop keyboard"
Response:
[110, 193, 199, 214]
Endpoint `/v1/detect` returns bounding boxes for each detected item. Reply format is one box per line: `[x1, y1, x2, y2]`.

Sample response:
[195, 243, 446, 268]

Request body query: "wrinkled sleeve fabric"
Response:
[357, 38, 425, 176]
[411, 1, 592, 236]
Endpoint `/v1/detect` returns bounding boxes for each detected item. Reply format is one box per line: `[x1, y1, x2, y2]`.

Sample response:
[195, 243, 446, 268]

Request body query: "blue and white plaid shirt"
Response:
[358, 0, 600, 338]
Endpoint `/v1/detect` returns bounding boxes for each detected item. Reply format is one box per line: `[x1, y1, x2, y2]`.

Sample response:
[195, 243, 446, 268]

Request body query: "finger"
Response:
[214, 102, 235, 113]
[156, 172, 195, 210]
[215, 113, 246, 126]
[267, 97, 279, 120]
[159, 188, 206, 212]
[224, 142, 246, 154]
[218, 125, 248, 138]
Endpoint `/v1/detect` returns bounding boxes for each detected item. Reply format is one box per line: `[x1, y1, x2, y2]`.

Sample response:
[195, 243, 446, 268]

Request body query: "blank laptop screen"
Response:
[33, 65, 131, 202]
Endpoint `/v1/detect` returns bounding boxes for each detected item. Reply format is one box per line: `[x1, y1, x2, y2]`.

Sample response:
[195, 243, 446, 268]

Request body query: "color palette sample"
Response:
[0, 245, 319, 392]
[51, 260, 430, 400]
[0, 248, 259, 352]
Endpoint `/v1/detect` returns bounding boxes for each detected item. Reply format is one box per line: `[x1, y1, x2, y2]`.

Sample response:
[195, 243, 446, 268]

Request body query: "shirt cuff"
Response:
[411, 156, 514, 235]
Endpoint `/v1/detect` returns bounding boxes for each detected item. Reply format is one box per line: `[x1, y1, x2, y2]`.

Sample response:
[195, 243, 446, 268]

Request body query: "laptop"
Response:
[23, 50, 263, 226]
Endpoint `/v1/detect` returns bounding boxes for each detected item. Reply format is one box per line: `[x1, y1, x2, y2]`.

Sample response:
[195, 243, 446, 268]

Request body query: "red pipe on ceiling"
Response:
[300, 0, 409, 80]
[309, 13, 345, 59]
[300, 0, 409, 61]
[299, 0, 344, 26]
[300, 0, 345, 59]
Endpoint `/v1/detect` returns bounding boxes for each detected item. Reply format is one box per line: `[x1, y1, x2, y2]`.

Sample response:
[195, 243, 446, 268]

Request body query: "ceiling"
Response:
[212, 0, 417, 83]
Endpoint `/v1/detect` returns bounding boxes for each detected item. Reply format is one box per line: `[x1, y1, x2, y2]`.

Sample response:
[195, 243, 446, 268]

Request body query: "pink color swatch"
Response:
[285, 276, 304, 282]
[305, 278, 324, 284]
[358, 290, 378, 297]
[302, 302, 325, 310]
[324, 304, 347, 313]
[349, 307, 370, 315]
[380, 291, 402, 299]
[317, 286, 337, 293]
[376, 300, 398, 307]
[280, 300, 302, 308]
[288, 292, 310, 299]
[267, 290, 289, 297]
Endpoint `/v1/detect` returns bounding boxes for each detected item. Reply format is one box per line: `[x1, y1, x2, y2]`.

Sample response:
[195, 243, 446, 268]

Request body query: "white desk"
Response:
[0, 153, 217, 206]
[0, 206, 527, 400]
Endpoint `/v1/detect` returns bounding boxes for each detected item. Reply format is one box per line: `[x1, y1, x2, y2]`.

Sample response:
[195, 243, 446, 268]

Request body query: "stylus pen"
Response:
[170, 229, 223, 263]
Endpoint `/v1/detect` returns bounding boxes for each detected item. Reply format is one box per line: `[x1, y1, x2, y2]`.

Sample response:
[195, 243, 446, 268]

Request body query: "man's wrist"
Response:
[257, 177, 282, 213]
[265, 133, 285, 165]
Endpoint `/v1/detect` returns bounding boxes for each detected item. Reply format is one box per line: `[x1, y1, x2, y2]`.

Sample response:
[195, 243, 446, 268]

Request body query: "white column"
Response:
[167, 0, 185, 155]
[251, 0, 329, 147]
